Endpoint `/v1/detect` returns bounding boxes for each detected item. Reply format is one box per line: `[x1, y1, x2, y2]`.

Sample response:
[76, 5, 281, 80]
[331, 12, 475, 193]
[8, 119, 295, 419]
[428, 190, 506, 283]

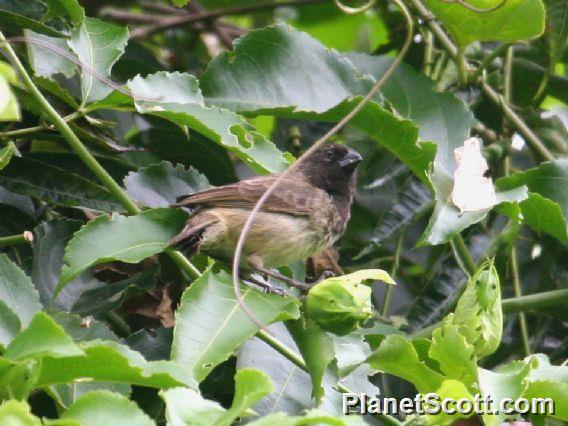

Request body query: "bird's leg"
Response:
[247, 254, 310, 292]
[239, 272, 288, 297]
[316, 270, 336, 282]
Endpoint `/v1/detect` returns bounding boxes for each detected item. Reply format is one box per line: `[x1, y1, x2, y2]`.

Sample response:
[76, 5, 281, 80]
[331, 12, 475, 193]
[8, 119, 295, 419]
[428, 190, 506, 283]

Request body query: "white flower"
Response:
[451, 137, 497, 213]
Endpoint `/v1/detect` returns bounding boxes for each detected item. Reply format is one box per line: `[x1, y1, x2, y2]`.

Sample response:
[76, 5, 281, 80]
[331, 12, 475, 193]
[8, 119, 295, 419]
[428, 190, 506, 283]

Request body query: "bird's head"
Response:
[297, 143, 362, 196]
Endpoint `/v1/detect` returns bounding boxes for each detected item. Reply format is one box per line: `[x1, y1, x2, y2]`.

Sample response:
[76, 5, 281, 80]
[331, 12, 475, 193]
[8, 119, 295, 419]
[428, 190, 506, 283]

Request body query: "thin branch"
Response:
[0, 232, 33, 247]
[380, 235, 403, 317]
[230, 0, 415, 331]
[450, 235, 477, 277]
[470, 42, 509, 82]
[510, 245, 531, 356]
[131, 0, 328, 39]
[0, 112, 80, 138]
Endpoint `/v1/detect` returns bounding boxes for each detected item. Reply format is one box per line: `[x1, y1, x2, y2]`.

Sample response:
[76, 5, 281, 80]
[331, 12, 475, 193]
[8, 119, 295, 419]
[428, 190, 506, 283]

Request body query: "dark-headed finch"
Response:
[170, 144, 362, 285]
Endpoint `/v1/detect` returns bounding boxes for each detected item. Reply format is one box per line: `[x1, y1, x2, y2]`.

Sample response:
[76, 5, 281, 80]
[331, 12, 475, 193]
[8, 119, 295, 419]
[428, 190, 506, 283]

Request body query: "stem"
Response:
[456, 46, 468, 86]
[0, 31, 202, 280]
[510, 245, 531, 356]
[502, 289, 568, 313]
[406, 0, 553, 162]
[423, 30, 435, 77]
[450, 235, 477, 277]
[381, 235, 403, 317]
[165, 248, 202, 280]
[257, 330, 401, 425]
[0, 112, 80, 138]
[105, 312, 131, 337]
[470, 43, 509, 82]
[0, 232, 33, 247]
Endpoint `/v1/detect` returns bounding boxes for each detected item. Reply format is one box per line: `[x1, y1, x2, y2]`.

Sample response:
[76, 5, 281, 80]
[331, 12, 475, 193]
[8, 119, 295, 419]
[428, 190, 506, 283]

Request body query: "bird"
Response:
[170, 143, 362, 291]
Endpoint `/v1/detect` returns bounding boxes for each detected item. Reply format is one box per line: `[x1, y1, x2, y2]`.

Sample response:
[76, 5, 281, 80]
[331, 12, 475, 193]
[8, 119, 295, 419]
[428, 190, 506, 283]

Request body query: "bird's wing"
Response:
[174, 174, 325, 216]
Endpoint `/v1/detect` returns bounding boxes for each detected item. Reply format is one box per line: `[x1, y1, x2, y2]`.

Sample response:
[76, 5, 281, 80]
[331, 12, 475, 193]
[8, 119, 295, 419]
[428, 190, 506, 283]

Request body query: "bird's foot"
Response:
[241, 273, 289, 297]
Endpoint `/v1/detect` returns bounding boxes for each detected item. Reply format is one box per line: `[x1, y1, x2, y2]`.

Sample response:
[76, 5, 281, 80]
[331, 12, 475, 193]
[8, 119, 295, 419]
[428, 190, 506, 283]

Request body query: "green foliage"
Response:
[0, 0, 567, 423]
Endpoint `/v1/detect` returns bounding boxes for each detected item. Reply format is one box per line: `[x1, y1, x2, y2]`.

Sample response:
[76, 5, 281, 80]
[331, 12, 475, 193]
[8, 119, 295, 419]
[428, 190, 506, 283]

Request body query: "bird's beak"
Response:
[339, 149, 363, 169]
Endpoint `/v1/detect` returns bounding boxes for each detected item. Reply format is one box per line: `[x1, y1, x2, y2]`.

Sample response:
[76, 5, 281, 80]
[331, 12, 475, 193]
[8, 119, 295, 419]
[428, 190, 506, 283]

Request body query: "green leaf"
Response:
[68, 17, 129, 103]
[0, 300, 21, 349]
[0, 254, 42, 327]
[200, 24, 428, 180]
[0, 400, 42, 426]
[124, 71, 290, 175]
[161, 387, 226, 426]
[366, 334, 445, 393]
[216, 369, 273, 426]
[0, 72, 20, 122]
[0, 157, 122, 212]
[56, 208, 188, 298]
[31, 220, 101, 311]
[286, 319, 334, 403]
[25, 31, 76, 79]
[0, 0, 66, 37]
[171, 0, 191, 5]
[44, 0, 84, 24]
[59, 391, 154, 426]
[428, 322, 477, 386]
[332, 333, 373, 377]
[4, 312, 84, 361]
[497, 159, 568, 244]
[426, 380, 475, 425]
[171, 264, 300, 382]
[0, 142, 16, 171]
[35, 339, 196, 389]
[449, 260, 502, 357]
[478, 358, 535, 426]
[423, 0, 545, 48]
[247, 410, 367, 426]
[124, 161, 210, 208]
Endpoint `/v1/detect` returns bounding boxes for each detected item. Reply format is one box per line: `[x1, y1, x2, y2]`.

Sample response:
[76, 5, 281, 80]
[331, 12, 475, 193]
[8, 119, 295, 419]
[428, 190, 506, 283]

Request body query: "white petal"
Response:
[451, 137, 497, 213]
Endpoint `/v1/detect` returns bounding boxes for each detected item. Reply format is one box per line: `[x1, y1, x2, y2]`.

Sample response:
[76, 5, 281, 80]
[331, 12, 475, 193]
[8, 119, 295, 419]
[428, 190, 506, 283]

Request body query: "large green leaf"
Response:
[125, 72, 290, 175]
[0, 254, 42, 328]
[56, 208, 188, 298]
[286, 319, 335, 403]
[34, 339, 196, 389]
[0, 142, 16, 170]
[524, 380, 568, 420]
[59, 391, 154, 426]
[124, 161, 210, 208]
[0, 157, 122, 212]
[171, 265, 300, 382]
[366, 334, 445, 393]
[200, 24, 429, 181]
[4, 312, 84, 361]
[423, 0, 545, 48]
[68, 17, 129, 103]
[497, 159, 568, 244]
